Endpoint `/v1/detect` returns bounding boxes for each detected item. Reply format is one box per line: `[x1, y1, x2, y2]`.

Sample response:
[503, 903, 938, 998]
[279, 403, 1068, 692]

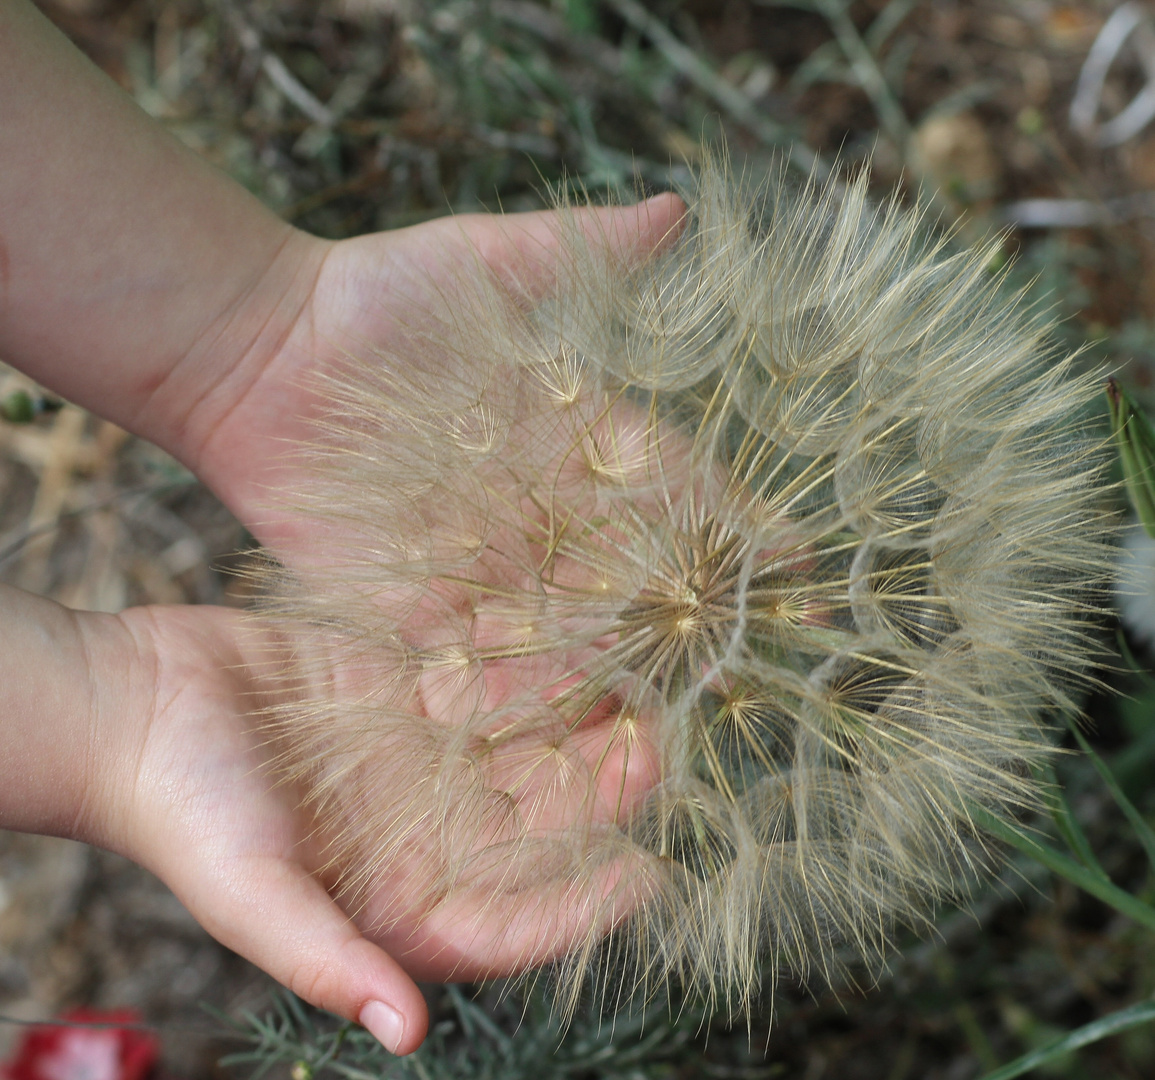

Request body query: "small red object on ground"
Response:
[2, 1009, 159, 1080]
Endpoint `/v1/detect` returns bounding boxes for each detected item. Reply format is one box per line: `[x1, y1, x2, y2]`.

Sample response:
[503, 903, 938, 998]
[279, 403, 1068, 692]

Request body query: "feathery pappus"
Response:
[253, 153, 1112, 1021]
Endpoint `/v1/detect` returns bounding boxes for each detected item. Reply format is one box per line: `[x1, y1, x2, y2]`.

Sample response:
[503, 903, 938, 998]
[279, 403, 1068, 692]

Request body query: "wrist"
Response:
[0, 584, 138, 844]
[0, 0, 332, 483]
[0, 584, 266, 870]
[135, 226, 334, 490]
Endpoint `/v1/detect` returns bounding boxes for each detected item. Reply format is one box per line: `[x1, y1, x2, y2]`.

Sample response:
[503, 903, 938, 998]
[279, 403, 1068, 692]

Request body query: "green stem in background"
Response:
[604, 0, 826, 177]
[1064, 718, 1155, 872]
[973, 809, 1155, 935]
[1107, 377, 1155, 537]
[1036, 760, 1109, 880]
[811, 0, 912, 152]
[1116, 627, 1155, 687]
[976, 998, 1155, 1080]
[972, 790, 1155, 1077]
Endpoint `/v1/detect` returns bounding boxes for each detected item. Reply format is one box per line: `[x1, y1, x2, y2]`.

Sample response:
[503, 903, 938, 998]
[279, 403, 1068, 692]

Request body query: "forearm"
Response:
[0, 0, 326, 463]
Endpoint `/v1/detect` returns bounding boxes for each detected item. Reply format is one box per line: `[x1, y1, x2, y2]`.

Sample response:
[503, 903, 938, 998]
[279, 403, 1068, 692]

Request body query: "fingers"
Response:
[365, 850, 651, 984]
[457, 192, 688, 300]
[176, 853, 429, 1055]
[98, 605, 429, 1054]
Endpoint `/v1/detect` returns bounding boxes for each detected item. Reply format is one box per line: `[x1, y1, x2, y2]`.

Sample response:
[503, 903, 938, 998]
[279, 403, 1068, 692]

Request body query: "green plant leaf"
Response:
[1107, 378, 1155, 537]
[1067, 720, 1155, 871]
[0, 390, 35, 423]
[1037, 760, 1108, 879]
[977, 998, 1155, 1080]
[974, 808, 1155, 935]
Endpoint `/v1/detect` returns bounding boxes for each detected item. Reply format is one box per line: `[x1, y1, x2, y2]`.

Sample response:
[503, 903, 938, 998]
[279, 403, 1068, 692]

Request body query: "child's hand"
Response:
[131, 200, 684, 1045]
[0, 198, 681, 1056]
[0, 0, 686, 1050]
[151, 198, 684, 549]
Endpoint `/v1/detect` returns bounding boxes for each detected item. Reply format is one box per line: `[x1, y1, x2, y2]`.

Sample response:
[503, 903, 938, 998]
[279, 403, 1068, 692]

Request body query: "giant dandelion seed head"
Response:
[255, 153, 1113, 1021]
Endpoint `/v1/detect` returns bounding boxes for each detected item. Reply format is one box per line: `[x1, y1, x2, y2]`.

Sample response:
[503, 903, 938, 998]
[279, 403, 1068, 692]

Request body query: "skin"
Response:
[0, 0, 684, 1055]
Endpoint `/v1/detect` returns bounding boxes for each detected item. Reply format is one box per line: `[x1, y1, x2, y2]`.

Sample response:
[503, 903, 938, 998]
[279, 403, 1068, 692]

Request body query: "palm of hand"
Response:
[116, 198, 683, 1030]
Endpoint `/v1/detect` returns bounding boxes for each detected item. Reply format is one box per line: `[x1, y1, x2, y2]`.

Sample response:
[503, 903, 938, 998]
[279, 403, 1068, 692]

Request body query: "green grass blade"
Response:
[976, 998, 1155, 1080]
[1116, 628, 1155, 687]
[975, 810, 1155, 935]
[1068, 723, 1155, 871]
[1125, 433, 1155, 536]
[1038, 762, 1108, 878]
[1108, 379, 1155, 536]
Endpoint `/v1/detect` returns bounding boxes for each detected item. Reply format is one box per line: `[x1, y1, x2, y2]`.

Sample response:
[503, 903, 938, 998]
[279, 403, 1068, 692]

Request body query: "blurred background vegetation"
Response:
[2, 0, 1155, 1077]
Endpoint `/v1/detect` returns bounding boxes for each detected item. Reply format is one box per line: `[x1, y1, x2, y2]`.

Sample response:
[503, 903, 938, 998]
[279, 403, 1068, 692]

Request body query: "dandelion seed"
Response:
[254, 152, 1113, 1022]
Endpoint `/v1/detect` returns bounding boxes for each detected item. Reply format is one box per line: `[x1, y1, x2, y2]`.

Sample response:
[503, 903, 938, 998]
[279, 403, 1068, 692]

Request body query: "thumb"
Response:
[177, 852, 429, 1055]
[457, 191, 688, 300]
